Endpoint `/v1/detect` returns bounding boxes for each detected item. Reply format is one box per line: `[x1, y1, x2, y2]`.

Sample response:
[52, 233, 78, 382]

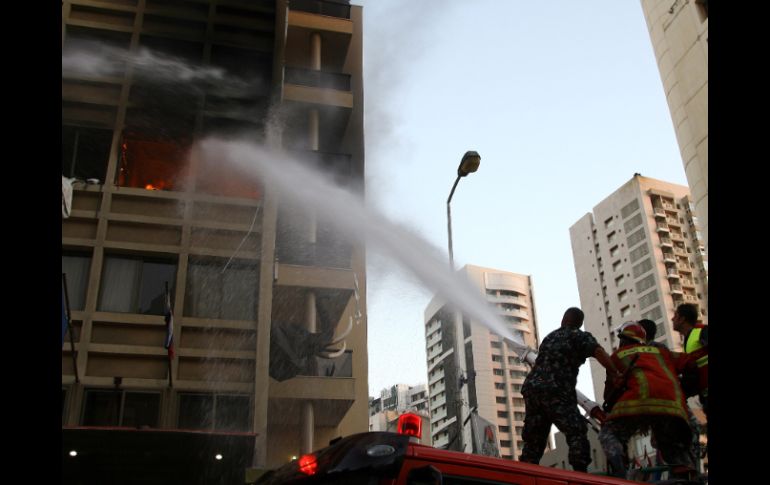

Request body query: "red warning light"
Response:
[397, 413, 422, 439]
[298, 454, 317, 476]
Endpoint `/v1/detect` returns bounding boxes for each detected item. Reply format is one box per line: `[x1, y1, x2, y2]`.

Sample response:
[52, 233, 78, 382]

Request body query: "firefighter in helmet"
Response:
[599, 322, 695, 478]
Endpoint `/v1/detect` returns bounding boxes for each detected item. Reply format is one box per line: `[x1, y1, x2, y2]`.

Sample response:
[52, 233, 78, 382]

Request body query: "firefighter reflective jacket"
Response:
[604, 343, 689, 421]
[684, 324, 708, 398]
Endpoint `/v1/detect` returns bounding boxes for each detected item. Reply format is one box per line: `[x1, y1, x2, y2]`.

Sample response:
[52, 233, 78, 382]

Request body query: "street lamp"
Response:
[447, 151, 481, 270]
[445, 150, 480, 453]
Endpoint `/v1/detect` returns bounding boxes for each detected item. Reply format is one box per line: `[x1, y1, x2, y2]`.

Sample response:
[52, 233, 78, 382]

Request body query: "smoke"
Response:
[62, 40, 264, 98]
[357, 0, 460, 201]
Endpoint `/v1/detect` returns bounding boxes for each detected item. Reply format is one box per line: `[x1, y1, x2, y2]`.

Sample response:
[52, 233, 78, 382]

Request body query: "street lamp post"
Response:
[446, 150, 480, 453]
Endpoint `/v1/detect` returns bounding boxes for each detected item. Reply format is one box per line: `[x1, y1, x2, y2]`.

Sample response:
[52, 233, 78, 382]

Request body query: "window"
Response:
[98, 255, 177, 314]
[621, 199, 640, 219]
[62, 126, 112, 182]
[496, 397, 506, 404]
[612, 260, 622, 272]
[491, 355, 502, 362]
[499, 425, 510, 433]
[636, 274, 656, 293]
[633, 258, 653, 278]
[624, 213, 643, 233]
[610, 245, 619, 258]
[604, 216, 614, 229]
[638, 291, 660, 309]
[629, 243, 649, 263]
[512, 398, 525, 408]
[490, 341, 502, 348]
[620, 305, 631, 317]
[617, 290, 628, 302]
[185, 258, 258, 321]
[62, 251, 92, 311]
[511, 384, 521, 393]
[82, 389, 160, 428]
[493, 369, 504, 376]
[500, 440, 512, 448]
[607, 231, 616, 244]
[495, 383, 505, 390]
[178, 393, 250, 431]
[514, 412, 526, 421]
[627, 228, 646, 248]
[615, 274, 625, 287]
[497, 411, 509, 418]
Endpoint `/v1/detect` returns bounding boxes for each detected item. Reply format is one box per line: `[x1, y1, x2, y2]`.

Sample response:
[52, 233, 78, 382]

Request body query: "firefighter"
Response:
[598, 322, 695, 478]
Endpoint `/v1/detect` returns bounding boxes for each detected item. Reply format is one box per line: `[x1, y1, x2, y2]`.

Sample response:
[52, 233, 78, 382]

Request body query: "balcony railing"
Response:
[656, 223, 670, 232]
[659, 236, 673, 246]
[289, 0, 351, 19]
[285, 66, 351, 91]
[298, 350, 353, 377]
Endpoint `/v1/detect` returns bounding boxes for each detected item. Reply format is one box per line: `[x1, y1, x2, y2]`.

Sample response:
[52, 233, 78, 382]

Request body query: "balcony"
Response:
[653, 206, 666, 217]
[290, 0, 351, 19]
[670, 284, 683, 294]
[681, 278, 695, 288]
[666, 269, 680, 279]
[285, 66, 351, 91]
[666, 217, 681, 226]
[662, 253, 676, 263]
[659, 236, 673, 247]
[683, 295, 698, 303]
[656, 223, 670, 233]
[676, 262, 693, 273]
[671, 232, 684, 241]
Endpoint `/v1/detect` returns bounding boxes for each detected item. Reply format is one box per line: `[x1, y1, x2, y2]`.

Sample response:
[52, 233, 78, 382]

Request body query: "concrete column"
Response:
[300, 290, 316, 454]
[310, 32, 321, 70]
[301, 401, 315, 454]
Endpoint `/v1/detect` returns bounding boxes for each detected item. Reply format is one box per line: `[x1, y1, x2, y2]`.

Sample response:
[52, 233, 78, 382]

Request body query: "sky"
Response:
[358, 0, 689, 401]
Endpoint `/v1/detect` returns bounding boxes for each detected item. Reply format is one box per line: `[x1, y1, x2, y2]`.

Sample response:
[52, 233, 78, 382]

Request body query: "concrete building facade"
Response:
[424, 265, 541, 461]
[639, 0, 708, 251]
[61, 0, 366, 479]
[569, 174, 708, 402]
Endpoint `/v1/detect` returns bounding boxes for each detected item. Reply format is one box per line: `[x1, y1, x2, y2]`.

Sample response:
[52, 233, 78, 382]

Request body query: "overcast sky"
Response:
[357, 0, 688, 401]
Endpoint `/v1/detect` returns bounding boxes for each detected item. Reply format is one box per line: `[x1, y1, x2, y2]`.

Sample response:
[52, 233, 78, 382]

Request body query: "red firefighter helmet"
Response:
[618, 322, 647, 344]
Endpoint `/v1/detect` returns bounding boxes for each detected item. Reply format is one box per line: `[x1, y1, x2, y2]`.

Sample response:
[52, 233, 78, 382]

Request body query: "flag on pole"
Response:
[164, 288, 175, 358]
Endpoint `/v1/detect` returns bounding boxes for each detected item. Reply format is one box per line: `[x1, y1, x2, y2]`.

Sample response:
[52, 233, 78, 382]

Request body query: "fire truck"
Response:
[254, 413, 699, 485]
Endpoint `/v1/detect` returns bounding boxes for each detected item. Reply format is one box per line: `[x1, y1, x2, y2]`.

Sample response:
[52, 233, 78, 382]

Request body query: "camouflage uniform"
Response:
[520, 326, 600, 472]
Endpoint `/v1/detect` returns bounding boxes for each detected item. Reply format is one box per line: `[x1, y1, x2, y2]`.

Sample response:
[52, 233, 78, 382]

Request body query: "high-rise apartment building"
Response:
[638, 0, 708, 251]
[569, 174, 708, 401]
[424, 265, 540, 461]
[61, 0, 365, 481]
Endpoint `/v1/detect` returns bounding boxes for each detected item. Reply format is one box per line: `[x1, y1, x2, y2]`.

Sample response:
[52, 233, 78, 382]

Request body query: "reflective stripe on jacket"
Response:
[606, 344, 689, 421]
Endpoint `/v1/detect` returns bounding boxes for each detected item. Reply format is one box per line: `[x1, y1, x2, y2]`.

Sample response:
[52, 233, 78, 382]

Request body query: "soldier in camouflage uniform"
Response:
[520, 307, 621, 472]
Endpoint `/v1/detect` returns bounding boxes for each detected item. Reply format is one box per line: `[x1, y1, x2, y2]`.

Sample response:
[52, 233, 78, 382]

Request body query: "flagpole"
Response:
[165, 281, 173, 389]
[62, 273, 80, 383]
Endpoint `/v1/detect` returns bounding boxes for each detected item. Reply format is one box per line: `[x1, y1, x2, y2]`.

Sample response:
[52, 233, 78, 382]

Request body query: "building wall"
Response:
[639, 0, 708, 251]
[424, 265, 540, 460]
[569, 174, 707, 406]
[62, 0, 366, 471]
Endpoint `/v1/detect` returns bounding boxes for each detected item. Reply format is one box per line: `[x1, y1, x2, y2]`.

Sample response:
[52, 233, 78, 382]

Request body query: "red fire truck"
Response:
[254, 413, 697, 485]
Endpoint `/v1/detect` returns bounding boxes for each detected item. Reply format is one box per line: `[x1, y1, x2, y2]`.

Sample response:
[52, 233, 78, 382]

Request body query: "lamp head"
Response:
[457, 151, 481, 177]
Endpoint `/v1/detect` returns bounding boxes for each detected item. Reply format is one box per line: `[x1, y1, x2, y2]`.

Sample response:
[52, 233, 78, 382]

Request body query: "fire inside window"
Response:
[118, 134, 188, 191]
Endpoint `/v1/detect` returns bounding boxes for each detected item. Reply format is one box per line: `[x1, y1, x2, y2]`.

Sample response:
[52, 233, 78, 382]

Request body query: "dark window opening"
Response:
[62, 251, 93, 311]
[178, 393, 250, 431]
[185, 258, 258, 321]
[62, 126, 112, 182]
[117, 131, 190, 191]
[98, 254, 177, 315]
[82, 389, 160, 428]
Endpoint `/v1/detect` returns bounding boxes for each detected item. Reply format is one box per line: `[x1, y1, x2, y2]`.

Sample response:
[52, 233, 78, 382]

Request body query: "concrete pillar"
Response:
[300, 290, 316, 454]
[310, 32, 321, 70]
